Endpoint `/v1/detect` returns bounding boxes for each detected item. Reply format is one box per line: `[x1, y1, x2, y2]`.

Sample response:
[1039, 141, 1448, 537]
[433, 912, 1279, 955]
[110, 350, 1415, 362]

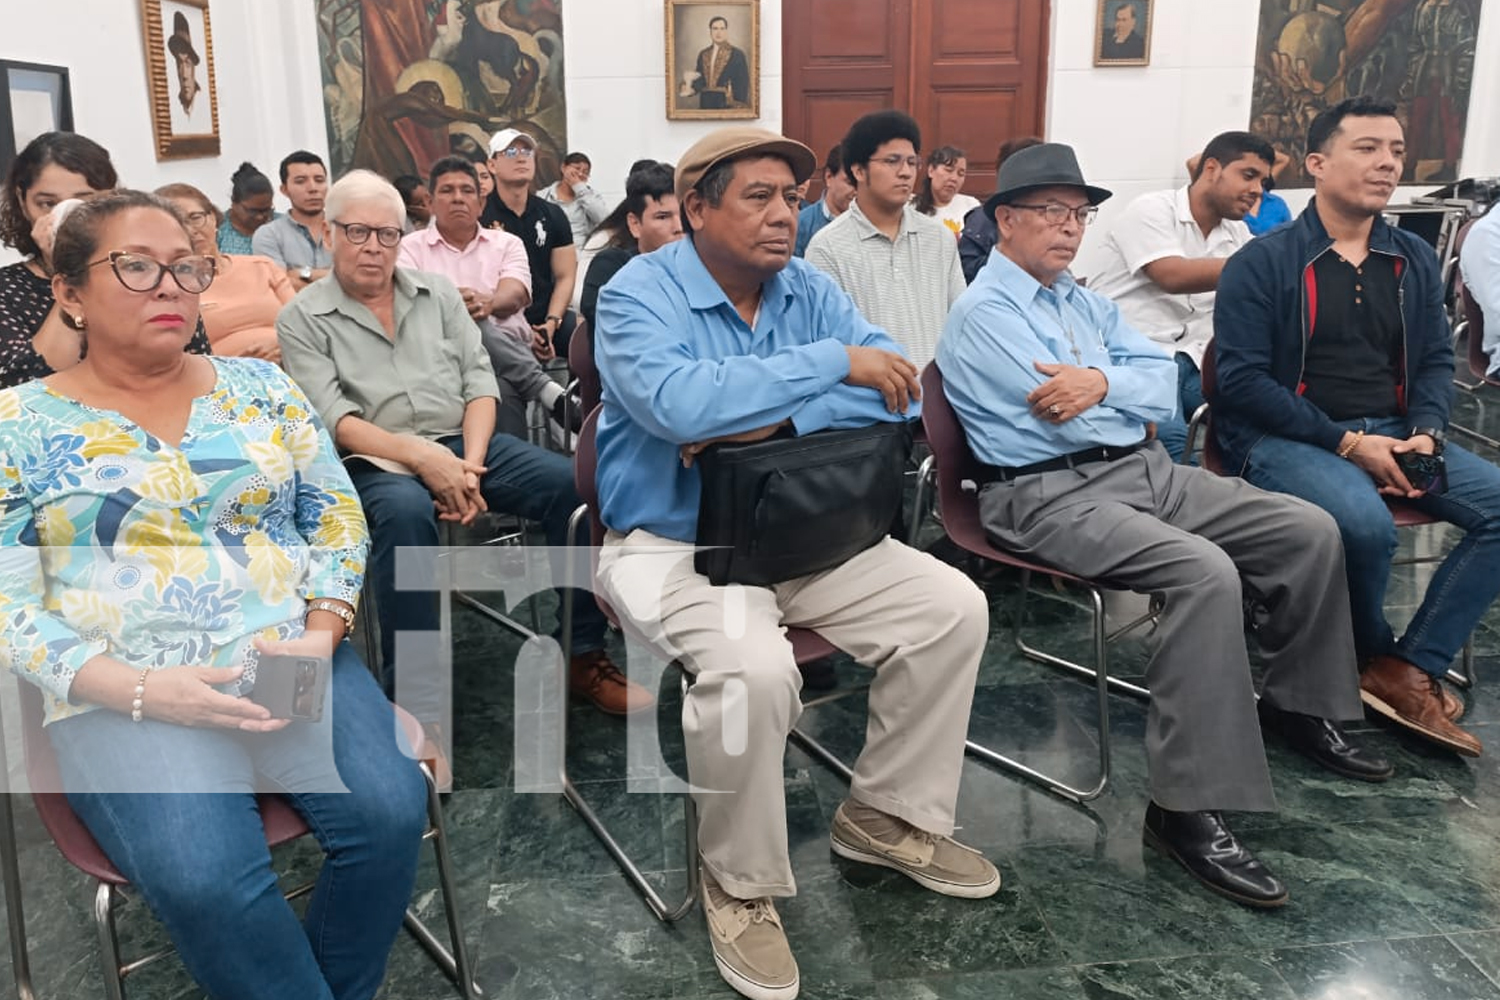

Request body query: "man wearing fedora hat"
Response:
[938, 141, 1387, 909]
[594, 125, 997, 1000]
[166, 10, 206, 129]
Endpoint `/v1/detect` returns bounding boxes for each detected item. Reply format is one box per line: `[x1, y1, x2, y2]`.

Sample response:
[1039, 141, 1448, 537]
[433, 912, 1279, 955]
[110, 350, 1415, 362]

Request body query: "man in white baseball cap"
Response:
[482, 127, 577, 359]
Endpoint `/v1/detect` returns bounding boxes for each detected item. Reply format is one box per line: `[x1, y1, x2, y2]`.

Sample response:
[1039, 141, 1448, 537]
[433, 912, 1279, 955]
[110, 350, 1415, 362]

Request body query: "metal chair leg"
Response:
[555, 648, 699, 923]
[93, 884, 126, 1000]
[965, 577, 1112, 803]
[1446, 637, 1476, 690]
[908, 455, 934, 547]
[1013, 571, 1152, 701]
[403, 762, 484, 999]
[0, 715, 37, 1000]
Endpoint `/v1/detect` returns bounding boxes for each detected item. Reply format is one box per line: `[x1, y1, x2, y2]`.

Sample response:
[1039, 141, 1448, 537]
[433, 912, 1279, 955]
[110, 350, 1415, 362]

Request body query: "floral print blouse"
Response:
[0, 357, 368, 723]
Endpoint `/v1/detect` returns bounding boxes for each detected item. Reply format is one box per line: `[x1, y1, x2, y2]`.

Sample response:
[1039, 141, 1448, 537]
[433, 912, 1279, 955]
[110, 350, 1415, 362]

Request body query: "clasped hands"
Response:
[411, 442, 488, 525]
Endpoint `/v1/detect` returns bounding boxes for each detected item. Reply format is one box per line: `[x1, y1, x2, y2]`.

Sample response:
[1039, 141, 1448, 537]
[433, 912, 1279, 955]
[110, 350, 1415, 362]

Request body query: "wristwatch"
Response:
[1409, 427, 1446, 454]
[306, 598, 355, 630]
[299, 265, 313, 281]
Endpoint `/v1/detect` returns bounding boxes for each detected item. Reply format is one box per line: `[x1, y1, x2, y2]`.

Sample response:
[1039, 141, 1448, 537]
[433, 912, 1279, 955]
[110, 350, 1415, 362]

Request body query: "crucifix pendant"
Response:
[1069, 344, 1082, 364]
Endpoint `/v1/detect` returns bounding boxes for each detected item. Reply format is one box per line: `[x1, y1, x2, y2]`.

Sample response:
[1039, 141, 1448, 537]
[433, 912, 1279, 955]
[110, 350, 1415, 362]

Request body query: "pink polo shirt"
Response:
[397, 223, 533, 343]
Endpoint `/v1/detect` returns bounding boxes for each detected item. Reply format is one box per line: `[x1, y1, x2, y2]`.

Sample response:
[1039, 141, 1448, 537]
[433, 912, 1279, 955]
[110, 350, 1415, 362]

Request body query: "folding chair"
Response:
[1, 681, 481, 1000]
[1191, 343, 1474, 690]
[918, 363, 1161, 804]
[557, 406, 859, 922]
[568, 320, 602, 416]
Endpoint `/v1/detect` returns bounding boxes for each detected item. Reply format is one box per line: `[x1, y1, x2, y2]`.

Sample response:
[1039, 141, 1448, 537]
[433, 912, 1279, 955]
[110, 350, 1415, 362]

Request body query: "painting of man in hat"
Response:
[161, 2, 213, 137]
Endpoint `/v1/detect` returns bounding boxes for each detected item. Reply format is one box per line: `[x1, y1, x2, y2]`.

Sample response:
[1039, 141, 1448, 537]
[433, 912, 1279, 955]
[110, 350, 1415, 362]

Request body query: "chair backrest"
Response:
[917, 363, 999, 552]
[1195, 341, 1228, 474]
[568, 319, 602, 415]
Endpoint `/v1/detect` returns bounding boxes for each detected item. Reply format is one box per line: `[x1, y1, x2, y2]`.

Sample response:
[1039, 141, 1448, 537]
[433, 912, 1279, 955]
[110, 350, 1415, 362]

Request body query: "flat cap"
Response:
[674, 126, 817, 200]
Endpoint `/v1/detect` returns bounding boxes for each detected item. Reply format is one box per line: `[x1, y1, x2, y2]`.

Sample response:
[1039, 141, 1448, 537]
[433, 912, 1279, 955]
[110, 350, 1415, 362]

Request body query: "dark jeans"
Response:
[348, 431, 608, 718]
[50, 644, 427, 1000]
[1156, 353, 1205, 464]
[1243, 416, 1500, 676]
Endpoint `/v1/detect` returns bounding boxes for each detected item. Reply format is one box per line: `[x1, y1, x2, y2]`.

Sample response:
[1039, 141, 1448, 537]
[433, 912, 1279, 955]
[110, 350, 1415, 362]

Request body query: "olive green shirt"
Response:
[276, 268, 500, 441]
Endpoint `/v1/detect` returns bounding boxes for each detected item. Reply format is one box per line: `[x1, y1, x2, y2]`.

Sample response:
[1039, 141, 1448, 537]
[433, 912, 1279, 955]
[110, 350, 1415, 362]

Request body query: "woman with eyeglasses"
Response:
[0, 189, 428, 1000]
[217, 161, 279, 254]
[913, 145, 981, 237]
[0, 131, 211, 390]
[158, 182, 294, 361]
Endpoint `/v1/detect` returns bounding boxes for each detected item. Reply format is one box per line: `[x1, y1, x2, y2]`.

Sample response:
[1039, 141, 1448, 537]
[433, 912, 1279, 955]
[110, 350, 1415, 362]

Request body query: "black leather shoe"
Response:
[1257, 699, 1394, 783]
[1142, 802, 1288, 908]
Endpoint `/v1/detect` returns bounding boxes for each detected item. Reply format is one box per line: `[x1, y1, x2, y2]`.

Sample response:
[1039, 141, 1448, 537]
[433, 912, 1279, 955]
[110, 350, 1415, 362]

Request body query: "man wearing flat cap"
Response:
[594, 125, 996, 1000]
[938, 142, 1388, 909]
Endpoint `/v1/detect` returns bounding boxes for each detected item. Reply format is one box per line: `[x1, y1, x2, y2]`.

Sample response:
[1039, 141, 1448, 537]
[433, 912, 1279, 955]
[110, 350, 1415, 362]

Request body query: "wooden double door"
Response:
[782, 0, 1050, 200]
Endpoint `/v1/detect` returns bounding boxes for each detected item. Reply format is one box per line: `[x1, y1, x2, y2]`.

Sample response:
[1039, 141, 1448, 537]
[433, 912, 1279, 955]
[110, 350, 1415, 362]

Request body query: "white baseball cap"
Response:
[488, 128, 537, 156]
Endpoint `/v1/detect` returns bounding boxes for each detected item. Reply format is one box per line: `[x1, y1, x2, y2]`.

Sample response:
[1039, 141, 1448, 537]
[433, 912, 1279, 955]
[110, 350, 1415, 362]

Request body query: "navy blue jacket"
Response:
[1211, 199, 1453, 473]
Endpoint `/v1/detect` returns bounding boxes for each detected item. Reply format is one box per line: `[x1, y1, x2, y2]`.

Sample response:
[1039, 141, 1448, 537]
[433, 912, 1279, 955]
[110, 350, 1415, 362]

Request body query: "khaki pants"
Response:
[597, 531, 989, 899]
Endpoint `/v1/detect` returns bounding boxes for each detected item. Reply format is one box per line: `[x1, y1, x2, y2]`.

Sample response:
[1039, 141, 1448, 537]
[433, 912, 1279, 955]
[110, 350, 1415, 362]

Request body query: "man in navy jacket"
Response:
[1214, 95, 1500, 758]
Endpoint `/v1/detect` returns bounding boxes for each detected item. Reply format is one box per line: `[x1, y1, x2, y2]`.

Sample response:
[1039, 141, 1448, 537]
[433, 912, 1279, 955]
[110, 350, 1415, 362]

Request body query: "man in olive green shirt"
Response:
[278, 170, 652, 736]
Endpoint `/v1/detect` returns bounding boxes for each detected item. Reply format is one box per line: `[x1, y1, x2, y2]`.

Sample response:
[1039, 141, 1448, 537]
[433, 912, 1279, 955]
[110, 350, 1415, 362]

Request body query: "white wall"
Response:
[4, 0, 1498, 266]
[563, 0, 784, 206]
[1049, 0, 1500, 277]
[0, 0, 327, 264]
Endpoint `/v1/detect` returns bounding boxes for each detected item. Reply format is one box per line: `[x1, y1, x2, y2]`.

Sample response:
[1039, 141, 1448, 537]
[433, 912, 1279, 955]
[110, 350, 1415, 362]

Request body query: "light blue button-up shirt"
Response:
[937, 250, 1176, 468]
[595, 237, 915, 542]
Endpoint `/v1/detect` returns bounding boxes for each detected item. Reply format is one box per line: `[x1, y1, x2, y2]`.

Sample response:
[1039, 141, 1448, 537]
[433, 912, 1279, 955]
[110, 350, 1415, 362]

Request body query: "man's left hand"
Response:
[1027, 361, 1108, 423]
[460, 287, 492, 321]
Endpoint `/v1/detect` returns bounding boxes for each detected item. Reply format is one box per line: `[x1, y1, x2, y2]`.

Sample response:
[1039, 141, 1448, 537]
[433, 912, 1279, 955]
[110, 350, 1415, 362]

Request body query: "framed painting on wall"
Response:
[140, 0, 221, 159]
[1094, 0, 1153, 66]
[665, 0, 760, 120]
[0, 61, 73, 180]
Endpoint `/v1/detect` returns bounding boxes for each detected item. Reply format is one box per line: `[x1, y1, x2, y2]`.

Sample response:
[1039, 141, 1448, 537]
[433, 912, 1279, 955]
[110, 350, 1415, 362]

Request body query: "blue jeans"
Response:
[1156, 353, 1204, 464]
[48, 644, 428, 1000]
[348, 431, 607, 709]
[1243, 416, 1500, 677]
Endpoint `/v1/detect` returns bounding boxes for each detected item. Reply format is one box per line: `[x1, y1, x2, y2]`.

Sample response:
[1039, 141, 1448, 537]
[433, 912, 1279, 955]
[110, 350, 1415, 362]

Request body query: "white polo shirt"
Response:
[1087, 186, 1251, 367]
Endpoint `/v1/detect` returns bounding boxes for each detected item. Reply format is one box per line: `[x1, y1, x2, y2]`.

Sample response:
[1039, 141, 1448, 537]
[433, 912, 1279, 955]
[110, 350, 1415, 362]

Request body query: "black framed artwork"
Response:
[0, 61, 73, 180]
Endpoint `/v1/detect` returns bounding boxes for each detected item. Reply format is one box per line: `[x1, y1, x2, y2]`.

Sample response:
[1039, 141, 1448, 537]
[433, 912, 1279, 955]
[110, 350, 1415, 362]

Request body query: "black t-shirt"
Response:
[579, 245, 637, 335]
[481, 193, 574, 326]
[1300, 250, 1403, 421]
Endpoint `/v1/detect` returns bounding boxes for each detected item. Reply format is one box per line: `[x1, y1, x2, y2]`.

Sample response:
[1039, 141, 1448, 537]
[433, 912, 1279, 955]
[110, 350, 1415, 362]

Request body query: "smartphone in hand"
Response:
[250, 654, 330, 722]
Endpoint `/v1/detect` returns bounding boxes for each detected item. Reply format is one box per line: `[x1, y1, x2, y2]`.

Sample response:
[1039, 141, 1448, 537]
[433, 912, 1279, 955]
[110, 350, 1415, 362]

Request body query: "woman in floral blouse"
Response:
[0, 190, 426, 1000]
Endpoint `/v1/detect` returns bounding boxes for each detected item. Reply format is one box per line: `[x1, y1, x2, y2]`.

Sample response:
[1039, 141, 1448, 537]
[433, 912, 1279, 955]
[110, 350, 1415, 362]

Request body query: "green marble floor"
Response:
[7, 390, 1500, 999]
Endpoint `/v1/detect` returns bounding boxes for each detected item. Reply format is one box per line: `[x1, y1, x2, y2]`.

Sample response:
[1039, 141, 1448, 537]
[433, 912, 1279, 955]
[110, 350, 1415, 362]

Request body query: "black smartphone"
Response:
[1395, 450, 1446, 494]
[250, 654, 329, 722]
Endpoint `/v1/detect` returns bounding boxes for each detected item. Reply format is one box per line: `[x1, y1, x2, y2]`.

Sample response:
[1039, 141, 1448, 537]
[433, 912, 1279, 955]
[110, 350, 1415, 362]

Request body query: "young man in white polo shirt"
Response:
[1088, 131, 1274, 458]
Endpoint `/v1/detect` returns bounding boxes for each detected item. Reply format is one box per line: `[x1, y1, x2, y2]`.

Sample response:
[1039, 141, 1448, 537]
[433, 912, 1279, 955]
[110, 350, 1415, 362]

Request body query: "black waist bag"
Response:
[693, 420, 913, 586]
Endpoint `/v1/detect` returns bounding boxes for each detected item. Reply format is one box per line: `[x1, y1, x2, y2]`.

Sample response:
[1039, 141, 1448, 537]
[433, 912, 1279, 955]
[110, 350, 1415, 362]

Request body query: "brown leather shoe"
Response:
[1360, 655, 1481, 757]
[1439, 683, 1465, 722]
[569, 650, 655, 715]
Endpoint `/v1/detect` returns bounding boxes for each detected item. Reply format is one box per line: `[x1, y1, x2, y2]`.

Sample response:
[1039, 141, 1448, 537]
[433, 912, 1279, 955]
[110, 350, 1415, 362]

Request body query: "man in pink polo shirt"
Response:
[398, 156, 573, 437]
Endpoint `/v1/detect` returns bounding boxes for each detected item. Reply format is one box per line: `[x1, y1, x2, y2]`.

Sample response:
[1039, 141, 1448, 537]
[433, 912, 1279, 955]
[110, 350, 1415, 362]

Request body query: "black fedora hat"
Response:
[983, 142, 1111, 217]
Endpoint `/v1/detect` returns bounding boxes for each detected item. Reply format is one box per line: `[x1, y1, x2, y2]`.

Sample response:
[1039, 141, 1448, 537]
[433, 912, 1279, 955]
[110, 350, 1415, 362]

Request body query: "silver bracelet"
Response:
[130, 667, 150, 723]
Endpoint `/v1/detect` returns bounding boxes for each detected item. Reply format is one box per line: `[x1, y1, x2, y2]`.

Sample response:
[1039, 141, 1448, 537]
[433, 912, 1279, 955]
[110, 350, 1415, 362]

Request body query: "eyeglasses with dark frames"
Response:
[331, 220, 403, 248]
[1007, 202, 1099, 227]
[88, 251, 217, 293]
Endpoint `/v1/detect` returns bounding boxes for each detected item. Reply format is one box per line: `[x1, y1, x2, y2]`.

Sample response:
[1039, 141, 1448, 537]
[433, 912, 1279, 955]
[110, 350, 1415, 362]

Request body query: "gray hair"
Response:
[324, 169, 404, 228]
